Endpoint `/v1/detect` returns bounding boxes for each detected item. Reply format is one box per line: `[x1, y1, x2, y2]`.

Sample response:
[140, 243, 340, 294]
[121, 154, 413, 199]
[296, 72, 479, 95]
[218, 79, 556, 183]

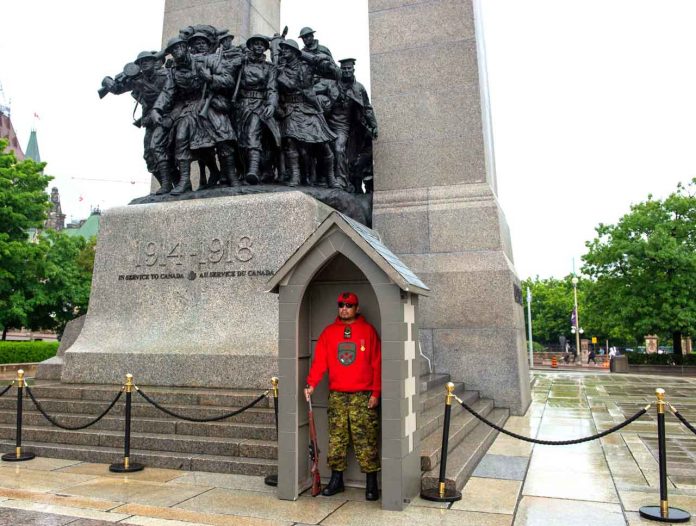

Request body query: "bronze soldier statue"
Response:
[233, 35, 281, 185]
[99, 50, 176, 194]
[276, 39, 341, 188]
[326, 59, 378, 193]
[299, 27, 333, 59]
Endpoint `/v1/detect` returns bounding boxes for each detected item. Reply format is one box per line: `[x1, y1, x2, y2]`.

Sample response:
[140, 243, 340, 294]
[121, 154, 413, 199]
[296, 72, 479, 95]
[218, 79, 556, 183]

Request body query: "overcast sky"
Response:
[2, 1, 694, 279]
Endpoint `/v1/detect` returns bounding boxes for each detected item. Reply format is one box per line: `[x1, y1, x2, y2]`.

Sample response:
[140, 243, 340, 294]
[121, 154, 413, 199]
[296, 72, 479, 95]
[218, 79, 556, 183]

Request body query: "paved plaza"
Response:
[0, 371, 695, 525]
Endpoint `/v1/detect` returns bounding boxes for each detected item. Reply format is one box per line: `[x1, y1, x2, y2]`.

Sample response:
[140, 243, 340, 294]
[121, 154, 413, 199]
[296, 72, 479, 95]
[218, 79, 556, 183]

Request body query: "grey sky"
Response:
[1, 1, 694, 279]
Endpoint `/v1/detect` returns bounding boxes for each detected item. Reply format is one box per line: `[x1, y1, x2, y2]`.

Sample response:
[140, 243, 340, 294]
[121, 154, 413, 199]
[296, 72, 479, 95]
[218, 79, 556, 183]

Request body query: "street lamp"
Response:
[571, 276, 582, 362]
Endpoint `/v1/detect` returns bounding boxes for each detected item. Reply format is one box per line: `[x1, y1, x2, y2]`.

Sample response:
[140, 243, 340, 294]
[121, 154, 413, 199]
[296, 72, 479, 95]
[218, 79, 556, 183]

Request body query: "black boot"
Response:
[170, 161, 192, 196]
[321, 470, 344, 496]
[221, 155, 239, 187]
[155, 162, 173, 195]
[245, 149, 261, 184]
[365, 472, 379, 501]
[285, 151, 300, 187]
[321, 153, 342, 189]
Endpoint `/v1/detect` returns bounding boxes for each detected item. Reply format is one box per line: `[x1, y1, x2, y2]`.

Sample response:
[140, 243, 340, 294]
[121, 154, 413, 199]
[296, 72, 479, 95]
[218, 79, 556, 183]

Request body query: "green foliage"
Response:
[530, 341, 545, 352]
[582, 179, 696, 352]
[27, 231, 95, 334]
[0, 139, 52, 335]
[523, 275, 589, 344]
[624, 352, 696, 366]
[0, 341, 59, 364]
[0, 140, 94, 337]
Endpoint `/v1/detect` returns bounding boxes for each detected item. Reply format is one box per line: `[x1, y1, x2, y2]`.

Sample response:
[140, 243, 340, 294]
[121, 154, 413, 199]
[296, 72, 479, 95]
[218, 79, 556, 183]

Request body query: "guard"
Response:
[304, 292, 381, 501]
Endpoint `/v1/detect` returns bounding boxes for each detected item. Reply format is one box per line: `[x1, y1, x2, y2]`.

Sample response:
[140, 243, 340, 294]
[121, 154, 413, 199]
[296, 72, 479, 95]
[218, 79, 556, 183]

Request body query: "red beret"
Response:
[337, 292, 359, 305]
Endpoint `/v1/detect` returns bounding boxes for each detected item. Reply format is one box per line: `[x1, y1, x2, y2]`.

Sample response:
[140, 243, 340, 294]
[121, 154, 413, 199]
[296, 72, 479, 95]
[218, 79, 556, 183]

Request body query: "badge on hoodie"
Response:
[337, 342, 356, 366]
[344, 326, 351, 339]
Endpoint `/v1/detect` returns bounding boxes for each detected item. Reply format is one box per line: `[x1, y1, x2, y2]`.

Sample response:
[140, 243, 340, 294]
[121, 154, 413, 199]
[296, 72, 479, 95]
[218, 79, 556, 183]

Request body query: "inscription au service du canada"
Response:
[117, 235, 273, 282]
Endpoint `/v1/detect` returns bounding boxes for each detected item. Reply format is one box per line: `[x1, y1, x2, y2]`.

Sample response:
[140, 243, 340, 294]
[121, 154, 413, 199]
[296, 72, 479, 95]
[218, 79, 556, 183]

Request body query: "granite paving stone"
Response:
[453, 477, 522, 514]
[176, 487, 344, 524]
[472, 454, 529, 481]
[57, 463, 183, 483]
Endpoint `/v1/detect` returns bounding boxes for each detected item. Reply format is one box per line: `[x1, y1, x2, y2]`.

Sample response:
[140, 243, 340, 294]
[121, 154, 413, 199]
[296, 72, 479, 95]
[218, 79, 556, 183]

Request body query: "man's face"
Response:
[337, 301, 358, 322]
[281, 46, 296, 60]
[189, 37, 209, 54]
[341, 63, 355, 80]
[301, 33, 315, 47]
[171, 42, 188, 62]
[139, 58, 156, 75]
[221, 37, 233, 50]
[251, 40, 266, 56]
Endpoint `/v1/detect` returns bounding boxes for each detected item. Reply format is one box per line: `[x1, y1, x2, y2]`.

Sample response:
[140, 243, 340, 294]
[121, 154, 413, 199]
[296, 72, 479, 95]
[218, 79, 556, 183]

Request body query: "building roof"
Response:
[0, 113, 24, 160]
[268, 212, 430, 296]
[64, 213, 100, 239]
[24, 129, 41, 162]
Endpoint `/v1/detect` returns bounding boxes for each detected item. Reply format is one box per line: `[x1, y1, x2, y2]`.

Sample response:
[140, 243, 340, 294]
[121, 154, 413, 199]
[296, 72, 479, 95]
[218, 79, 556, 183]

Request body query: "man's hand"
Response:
[150, 109, 162, 126]
[261, 105, 274, 119]
[304, 385, 314, 401]
[368, 396, 379, 409]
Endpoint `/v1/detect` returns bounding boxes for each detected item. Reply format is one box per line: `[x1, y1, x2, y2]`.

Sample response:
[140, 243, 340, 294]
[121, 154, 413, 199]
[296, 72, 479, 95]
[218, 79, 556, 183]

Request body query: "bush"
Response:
[0, 341, 59, 364]
[527, 341, 546, 352]
[625, 352, 696, 366]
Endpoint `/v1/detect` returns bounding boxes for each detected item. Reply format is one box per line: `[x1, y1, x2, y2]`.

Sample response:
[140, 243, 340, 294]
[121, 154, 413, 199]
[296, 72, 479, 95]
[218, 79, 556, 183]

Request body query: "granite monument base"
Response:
[61, 192, 331, 388]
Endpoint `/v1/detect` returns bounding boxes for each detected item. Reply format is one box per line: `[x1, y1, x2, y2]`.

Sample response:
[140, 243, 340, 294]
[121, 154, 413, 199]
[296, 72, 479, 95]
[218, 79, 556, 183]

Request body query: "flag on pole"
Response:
[78, 196, 84, 202]
[570, 308, 577, 327]
[33, 112, 40, 120]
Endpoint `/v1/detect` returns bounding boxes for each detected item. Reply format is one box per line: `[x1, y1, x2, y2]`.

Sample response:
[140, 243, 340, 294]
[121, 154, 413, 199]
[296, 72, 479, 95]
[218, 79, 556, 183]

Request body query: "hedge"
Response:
[0, 341, 59, 364]
[625, 352, 696, 366]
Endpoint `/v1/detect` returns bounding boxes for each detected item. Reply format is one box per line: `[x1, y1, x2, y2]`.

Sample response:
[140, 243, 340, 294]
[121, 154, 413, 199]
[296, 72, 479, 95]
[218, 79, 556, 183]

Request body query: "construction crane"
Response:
[70, 176, 148, 185]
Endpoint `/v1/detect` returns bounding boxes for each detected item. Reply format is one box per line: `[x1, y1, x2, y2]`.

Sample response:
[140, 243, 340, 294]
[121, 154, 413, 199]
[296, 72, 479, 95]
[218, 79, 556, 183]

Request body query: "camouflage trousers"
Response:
[327, 391, 380, 473]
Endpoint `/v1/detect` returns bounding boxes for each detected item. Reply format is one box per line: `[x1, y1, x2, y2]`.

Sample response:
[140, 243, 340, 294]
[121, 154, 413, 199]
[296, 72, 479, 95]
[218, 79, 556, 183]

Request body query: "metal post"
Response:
[527, 287, 534, 369]
[639, 388, 690, 522]
[264, 376, 279, 487]
[2, 369, 34, 461]
[572, 277, 582, 363]
[110, 374, 144, 473]
[420, 383, 462, 502]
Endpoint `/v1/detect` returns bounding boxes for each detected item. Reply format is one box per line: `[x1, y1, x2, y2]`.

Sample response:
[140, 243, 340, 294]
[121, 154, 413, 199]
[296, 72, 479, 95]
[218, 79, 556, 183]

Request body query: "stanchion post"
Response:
[110, 374, 145, 473]
[420, 382, 462, 502]
[264, 376, 279, 487]
[639, 388, 690, 523]
[2, 369, 34, 462]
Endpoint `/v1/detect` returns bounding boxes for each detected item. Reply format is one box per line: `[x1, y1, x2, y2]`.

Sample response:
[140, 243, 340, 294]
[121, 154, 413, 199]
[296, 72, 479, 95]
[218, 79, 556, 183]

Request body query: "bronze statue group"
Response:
[100, 25, 378, 197]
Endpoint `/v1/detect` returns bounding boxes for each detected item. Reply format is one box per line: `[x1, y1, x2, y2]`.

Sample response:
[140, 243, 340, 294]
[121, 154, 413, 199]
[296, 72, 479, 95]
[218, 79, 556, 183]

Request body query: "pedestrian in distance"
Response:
[304, 292, 381, 501]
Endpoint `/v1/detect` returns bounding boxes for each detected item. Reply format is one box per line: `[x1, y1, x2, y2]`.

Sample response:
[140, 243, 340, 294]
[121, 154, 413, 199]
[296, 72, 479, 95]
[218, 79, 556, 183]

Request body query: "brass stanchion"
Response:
[2, 370, 34, 462]
[264, 376, 279, 487]
[420, 382, 462, 502]
[639, 388, 690, 523]
[110, 374, 144, 473]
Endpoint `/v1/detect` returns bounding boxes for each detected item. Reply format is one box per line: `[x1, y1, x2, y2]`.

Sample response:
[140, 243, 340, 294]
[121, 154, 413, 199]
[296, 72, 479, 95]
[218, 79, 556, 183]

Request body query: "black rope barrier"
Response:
[26, 386, 123, 431]
[669, 404, 696, 436]
[2, 371, 34, 461]
[110, 374, 144, 473]
[136, 387, 269, 422]
[0, 383, 14, 399]
[457, 395, 650, 446]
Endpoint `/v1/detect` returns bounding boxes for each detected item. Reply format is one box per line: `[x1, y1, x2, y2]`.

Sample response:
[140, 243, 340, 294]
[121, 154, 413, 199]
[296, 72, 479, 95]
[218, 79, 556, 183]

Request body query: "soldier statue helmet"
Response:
[298, 26, 315, 38]
[134, 51, 158, 65]
[246, 34, 270, 50]
[279, 39, 302, 54]
[164, 36, 188, 55]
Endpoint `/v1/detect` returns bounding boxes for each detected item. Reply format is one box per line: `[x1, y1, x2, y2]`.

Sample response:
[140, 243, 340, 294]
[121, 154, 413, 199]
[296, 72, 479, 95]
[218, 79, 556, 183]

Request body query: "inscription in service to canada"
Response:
[117, 236, 273, 282]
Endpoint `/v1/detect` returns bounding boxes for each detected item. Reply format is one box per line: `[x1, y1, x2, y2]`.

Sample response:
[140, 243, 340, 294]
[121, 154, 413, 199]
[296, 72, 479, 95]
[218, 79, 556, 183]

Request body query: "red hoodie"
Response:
[306, 315, 381, 398]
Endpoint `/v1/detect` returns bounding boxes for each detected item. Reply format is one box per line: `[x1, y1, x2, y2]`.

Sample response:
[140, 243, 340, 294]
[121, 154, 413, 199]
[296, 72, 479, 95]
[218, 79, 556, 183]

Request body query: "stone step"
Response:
[421, 408, 509, 492]
[0, 424, 277, 459]
[419, 398, 494, 472]
[23, 383, 272, 408]
[417, 390, 478, 441]
[0, 396, 275, 424]
[0, 439, 277, 476]
[419, 373, 450, 394]
[0, 411, 276, 440]
[419, 382, 465, 413]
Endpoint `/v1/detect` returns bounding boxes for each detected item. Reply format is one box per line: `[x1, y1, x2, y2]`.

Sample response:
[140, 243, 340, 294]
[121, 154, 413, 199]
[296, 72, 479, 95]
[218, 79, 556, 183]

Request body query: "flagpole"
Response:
[527, 288, 533, 369]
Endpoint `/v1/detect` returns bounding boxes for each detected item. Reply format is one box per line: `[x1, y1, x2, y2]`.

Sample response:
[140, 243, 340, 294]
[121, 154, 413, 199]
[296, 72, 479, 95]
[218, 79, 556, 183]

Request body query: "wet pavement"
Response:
[0, 371, 694, 524]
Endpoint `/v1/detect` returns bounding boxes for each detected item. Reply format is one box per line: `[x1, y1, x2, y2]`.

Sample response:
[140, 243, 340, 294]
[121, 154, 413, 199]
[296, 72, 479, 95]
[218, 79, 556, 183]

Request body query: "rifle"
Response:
[307, 395, 321, 496]
[199, 46, 223, 118]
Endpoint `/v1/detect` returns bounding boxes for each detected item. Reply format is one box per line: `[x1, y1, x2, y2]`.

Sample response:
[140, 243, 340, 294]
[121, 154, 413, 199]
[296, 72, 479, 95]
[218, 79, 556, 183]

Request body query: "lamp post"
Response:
[571, 276, 583, 364]
[527, 288, 533, 369]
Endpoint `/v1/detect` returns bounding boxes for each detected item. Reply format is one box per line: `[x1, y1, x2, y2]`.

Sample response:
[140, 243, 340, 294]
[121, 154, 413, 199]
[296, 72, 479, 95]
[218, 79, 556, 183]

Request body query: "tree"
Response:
[27, 231, 95, 334]
[0, 139, 52, 339]
[582, 179, 696, 355]
[523, 275, 587, 345]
